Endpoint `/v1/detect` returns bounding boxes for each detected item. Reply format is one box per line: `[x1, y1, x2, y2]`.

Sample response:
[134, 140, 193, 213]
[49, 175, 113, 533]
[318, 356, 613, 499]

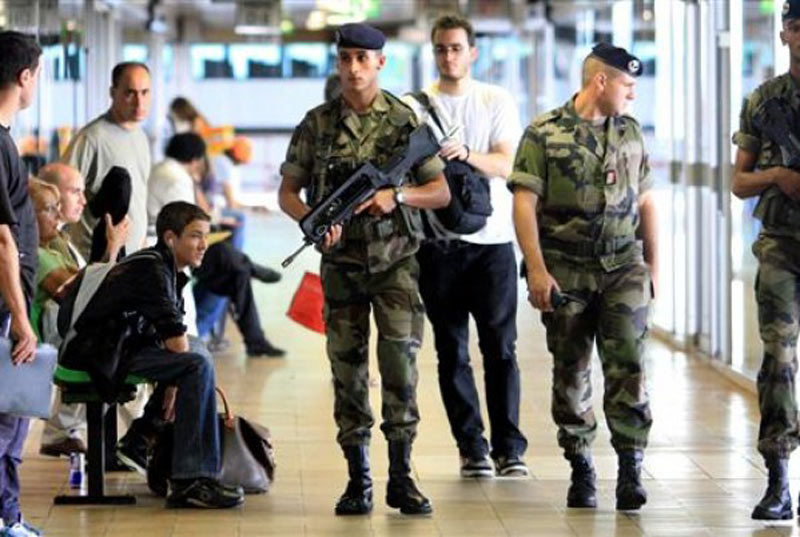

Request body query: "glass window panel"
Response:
[190, 44, 231, 79]
[380, 41, 413, 95]
[122, 43, 148, 63]
[230, 43, 282, 79]
[285, 43, 328, 78]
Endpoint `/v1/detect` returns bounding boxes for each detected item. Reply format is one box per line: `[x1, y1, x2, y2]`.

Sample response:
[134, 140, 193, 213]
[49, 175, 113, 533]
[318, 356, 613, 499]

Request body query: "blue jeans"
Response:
[221, 208, 246, 251]
[194, 286, 227, 339]
[417, 241, 527, 460]
[0, 414, 28, 526]
[126, 336, 220, 480]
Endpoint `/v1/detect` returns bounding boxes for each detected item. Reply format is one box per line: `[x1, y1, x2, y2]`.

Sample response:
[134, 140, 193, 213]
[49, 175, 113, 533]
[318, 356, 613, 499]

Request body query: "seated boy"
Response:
[59, 201, 243, 508]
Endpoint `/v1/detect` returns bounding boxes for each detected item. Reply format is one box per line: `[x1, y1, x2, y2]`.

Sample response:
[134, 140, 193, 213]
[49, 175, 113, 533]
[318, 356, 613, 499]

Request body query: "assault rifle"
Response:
[282, 124, 440, 267]
[752, 97, 800, 221]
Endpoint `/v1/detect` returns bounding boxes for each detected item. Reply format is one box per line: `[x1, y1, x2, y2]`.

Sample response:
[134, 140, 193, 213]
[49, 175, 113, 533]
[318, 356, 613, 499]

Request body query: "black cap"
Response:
[590, 42, 643, 77]
[783, 0, 800, 21]
[335, 23, 385, 50]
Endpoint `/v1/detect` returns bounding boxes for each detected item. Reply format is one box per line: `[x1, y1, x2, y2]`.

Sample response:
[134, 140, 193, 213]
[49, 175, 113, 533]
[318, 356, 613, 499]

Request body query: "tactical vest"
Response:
[306, 91, 425, 259]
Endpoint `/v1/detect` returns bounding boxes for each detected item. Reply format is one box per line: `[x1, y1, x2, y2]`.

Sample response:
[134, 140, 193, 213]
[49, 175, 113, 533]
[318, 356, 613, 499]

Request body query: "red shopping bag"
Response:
[286, 271, 326, 334]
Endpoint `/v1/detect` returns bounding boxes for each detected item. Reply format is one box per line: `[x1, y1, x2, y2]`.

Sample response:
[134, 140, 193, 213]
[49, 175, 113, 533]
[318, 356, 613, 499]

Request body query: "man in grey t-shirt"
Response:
[61, 61, 151, 258]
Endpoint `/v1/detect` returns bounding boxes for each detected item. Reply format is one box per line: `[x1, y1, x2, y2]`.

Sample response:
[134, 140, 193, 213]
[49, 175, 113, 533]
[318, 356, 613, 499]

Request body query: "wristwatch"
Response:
[393, 186, 406, 205]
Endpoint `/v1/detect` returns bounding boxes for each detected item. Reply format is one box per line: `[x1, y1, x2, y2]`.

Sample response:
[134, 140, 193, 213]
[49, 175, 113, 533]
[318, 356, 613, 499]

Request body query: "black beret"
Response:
[335, 23, 385, 50]
[590, 42, 643, 77]
[783, 0, 800, 21]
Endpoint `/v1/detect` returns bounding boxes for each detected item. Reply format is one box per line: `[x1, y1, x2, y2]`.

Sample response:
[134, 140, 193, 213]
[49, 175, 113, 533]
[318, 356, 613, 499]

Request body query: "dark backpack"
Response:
[408, 92, 492, 236]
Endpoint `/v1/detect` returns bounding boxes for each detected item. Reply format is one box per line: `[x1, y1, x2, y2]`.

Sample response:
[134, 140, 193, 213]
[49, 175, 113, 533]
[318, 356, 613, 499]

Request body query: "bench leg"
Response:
[54, 402, 136, 505]
[104, 403, 131, 472]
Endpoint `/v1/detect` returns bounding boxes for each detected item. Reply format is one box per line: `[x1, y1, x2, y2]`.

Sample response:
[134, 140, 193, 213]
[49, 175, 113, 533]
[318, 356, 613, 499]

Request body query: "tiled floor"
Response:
[16, 212, 800, 536]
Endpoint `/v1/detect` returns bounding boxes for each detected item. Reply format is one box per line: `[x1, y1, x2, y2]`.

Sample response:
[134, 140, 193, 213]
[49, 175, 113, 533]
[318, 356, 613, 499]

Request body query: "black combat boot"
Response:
[616, 450, 647, 511]
[566, 453, 597, 508]
[386, 440, 433, 515]
[335, 445, 373, 515]
[751, 457, 791, 520]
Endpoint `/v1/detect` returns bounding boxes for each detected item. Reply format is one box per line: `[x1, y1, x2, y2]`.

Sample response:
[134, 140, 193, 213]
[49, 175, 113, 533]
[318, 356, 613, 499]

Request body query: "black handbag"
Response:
[147, 387, 276, 496]
[408, 91, 492, 235]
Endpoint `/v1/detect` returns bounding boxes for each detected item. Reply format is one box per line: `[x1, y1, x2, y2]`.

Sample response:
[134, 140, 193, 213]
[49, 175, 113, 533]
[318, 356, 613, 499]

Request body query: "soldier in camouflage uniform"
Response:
[509, 43, 657, 511]
[278, 23, 449, 516]
[732, 0, 800, 521]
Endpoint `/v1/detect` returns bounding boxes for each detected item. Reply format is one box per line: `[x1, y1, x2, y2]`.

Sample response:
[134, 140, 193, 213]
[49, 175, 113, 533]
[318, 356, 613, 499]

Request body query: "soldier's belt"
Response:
[541, 236, 635, 256]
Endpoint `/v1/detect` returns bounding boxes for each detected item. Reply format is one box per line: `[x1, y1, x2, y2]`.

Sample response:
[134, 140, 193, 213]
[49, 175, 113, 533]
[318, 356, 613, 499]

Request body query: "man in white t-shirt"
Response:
[403, 14, 528, 479]
[61, 61, 151, 259]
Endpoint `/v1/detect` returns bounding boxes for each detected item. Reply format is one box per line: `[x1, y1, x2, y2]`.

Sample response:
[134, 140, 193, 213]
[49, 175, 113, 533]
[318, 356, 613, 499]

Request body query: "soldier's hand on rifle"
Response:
[527, 268, 560, 312]
[321, 224, 343, 252]
[775, 168, 800, 201]
[354, 188, 397, 216]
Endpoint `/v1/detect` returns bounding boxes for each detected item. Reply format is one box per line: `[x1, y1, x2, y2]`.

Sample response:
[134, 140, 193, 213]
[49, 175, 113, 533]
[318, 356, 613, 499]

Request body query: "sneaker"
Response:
[116, 436, 148, 476]
[39, 437, 87, 457]
[1, 521, 41, 537]
[166, 477, 244, 509]
[494, 455, 530, 477]
[460, 455, 494, 478]
[246, 340, 286, 358]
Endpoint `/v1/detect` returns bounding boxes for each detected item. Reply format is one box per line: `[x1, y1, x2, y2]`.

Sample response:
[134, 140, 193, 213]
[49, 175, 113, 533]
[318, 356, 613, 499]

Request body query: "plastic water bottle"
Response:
[68, 453, 84, 489]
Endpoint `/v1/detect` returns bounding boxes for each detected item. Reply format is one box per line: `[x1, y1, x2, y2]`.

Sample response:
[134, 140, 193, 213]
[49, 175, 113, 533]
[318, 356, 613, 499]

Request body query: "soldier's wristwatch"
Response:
[393, 186, 406, 205]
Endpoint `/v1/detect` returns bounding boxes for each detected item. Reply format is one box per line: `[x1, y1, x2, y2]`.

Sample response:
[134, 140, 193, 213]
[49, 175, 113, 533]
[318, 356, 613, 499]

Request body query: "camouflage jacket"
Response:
[281, 90, 444, 273]
[733, 72, 800, 241]
[508, 97, 652, 272]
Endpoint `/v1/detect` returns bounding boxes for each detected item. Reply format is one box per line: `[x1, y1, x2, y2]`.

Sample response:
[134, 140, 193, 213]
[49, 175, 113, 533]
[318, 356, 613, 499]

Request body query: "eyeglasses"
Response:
[38, 203, 60, 216]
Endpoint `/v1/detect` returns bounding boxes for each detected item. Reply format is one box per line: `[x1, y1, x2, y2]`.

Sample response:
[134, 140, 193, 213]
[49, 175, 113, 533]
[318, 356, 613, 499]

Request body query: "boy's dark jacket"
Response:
[58, 242, 188, 401]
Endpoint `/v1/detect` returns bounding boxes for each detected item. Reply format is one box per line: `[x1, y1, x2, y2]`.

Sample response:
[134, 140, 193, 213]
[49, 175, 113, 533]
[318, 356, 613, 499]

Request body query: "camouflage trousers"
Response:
[320, 255, 425, 448]
[541, 261, 653, 457]
[753, 235, 800, 458]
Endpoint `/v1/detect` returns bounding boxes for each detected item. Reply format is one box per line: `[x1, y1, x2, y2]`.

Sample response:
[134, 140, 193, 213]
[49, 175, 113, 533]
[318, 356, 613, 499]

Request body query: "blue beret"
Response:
[590, 42, 643, 77]
[335, 23, 385, 50]
[783, 0, 800, 21]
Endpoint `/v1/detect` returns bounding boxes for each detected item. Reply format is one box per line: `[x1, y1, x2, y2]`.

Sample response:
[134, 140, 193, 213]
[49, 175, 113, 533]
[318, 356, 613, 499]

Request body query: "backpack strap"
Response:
[409, 91, 449, 136]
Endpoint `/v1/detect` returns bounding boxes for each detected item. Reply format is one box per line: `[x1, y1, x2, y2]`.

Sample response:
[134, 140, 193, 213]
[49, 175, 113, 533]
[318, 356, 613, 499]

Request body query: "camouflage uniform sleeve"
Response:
[279, 116, 315, 185]
[508, 124, 547, 196]
[633, 121, 654, 193]
[638, 152, 653, 193]
[732, 90, 762, 154]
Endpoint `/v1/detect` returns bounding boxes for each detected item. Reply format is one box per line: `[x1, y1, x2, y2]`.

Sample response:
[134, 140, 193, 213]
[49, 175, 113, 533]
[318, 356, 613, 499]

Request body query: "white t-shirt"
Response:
[146, 158, 196, 236]
[404, 79, 521, 245]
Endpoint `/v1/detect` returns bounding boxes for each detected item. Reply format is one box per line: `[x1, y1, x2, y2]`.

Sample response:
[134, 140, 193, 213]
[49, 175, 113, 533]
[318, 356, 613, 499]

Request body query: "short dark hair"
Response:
[165, 133, 206, 163]
[430, 14, 475, 47]
[0, 31, 42, 89]
[111, 61, 150, 87]
[156, 201, 210, 245]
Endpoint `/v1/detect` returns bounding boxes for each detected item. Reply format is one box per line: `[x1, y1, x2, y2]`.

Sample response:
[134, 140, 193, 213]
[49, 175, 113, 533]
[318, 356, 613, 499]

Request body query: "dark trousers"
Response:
[417, 240, 527, 460]
[194, 241, 265, 349]
[126, 337, 220, 479]
[0, 414, 28, 525]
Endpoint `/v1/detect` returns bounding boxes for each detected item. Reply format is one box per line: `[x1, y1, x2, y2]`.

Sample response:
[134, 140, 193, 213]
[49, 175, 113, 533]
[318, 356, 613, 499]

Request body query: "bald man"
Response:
[38, 163, 129, 266]
[61, 61, 151, 259]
